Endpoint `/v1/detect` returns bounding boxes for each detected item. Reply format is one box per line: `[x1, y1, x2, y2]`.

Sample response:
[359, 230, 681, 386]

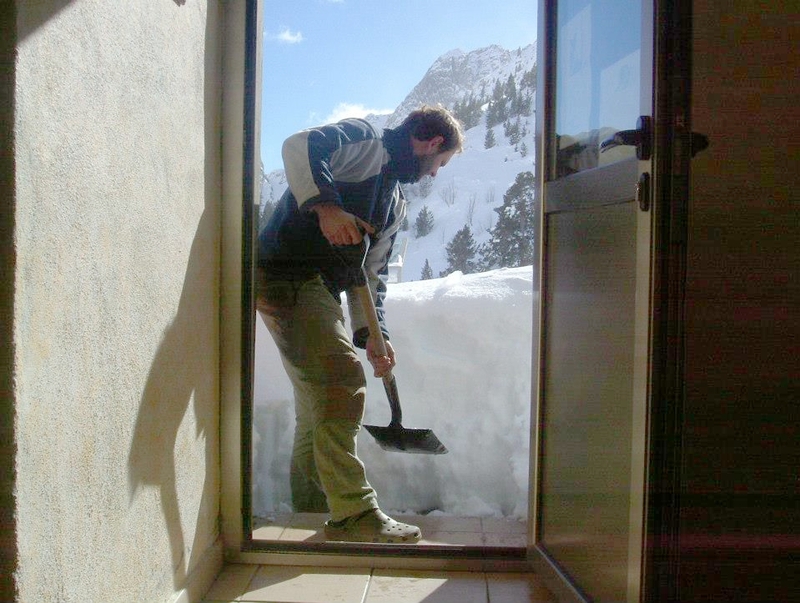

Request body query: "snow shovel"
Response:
[353, 268, 448, 455]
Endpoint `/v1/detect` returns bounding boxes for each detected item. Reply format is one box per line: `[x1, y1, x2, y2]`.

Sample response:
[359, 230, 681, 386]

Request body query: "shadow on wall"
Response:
[127, 0, 221, 591]
[126, 203, 218, 586]
[15, 0, 75, 42]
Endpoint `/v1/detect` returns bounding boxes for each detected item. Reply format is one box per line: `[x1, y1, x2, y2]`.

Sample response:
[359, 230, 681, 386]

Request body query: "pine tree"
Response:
[441, 225, 478, 276]
[521, 65, 537, 90]
[504, 117, 521, 145]
[452, 94, 483, 130]
[479, 171, 537, 270]
[486, 80, 508, 128]
[504, 74, 517, 105]
[484, 128, 496, 149]
[421, 259, 434, 280]
[418, 175, 433, 198]
[414, 205, 435, 238]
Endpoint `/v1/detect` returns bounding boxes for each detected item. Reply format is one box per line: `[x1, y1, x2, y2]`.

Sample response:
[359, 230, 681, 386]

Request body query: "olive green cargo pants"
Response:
[256, 274, 379, 522]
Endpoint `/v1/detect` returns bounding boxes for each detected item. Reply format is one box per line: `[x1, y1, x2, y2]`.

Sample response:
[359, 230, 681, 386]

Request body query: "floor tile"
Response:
[252, 524, 287, 540]
[240, 565, 370, 603]
[397, 515, 482, 533]
[481, 517, 527, 534]
[483, 532, 527, 547]
[254, 513, 294, 526]
[278, 526, 327, 542]
[485, 572, 556, 603]
[418, 531, 484, 546]
[288, 512, 330, 528]
[202, 563, 258, 601]
[252, 514, 294, 540]
[365, 570, 488, 603]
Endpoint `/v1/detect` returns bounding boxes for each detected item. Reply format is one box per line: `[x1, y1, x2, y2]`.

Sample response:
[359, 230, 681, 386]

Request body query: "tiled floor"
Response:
[202, 564, 557, 603]
[204, 514, 553, 602]
[252, 513, 528, 548]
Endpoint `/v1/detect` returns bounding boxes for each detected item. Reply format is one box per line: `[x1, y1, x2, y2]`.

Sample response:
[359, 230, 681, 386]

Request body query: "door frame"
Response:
[224, 0, 536, 571]
[529, 0, 692, 600]
[639, 0, 693, 600]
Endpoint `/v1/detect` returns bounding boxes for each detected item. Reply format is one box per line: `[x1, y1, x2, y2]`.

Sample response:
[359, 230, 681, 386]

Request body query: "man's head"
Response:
[400, 105, 464, 182]
[402, 105, 465, 154]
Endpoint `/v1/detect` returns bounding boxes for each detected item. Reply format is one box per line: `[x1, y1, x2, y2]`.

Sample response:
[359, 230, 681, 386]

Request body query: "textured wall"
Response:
[13, 1, 223, 601]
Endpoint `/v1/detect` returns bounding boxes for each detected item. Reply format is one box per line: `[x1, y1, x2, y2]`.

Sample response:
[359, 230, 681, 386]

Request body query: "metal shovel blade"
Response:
[363, 423, 448, 454]
[352, 259, 448, 455]
[363, 373, 448, 455]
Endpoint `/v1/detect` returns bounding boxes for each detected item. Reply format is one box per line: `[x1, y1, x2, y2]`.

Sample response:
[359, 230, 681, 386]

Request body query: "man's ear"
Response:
[427, 135, 444, 153]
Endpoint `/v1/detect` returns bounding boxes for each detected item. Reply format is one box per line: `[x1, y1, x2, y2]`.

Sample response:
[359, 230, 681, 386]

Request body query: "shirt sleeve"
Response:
[281, 120, 385, 212]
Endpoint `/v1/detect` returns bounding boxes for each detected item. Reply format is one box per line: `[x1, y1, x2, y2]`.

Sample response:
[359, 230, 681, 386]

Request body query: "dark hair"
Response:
[401, 105, 465, 154]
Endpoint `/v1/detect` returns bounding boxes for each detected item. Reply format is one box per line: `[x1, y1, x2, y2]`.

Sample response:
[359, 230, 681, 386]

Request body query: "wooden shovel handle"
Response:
[353, 277, 403, 427]
[353, 278, 390, 369]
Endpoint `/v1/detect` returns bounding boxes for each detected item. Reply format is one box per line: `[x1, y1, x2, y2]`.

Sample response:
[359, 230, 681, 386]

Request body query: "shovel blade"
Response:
[364, 424, 448, 455]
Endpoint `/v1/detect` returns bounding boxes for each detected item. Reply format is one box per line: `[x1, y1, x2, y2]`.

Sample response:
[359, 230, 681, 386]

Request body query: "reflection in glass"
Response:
[555, 0, 641, 176]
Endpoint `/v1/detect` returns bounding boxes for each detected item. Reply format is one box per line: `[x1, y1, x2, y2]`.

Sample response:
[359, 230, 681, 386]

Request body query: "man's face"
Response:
[413, 148, 457, 181]
[400, 135, 458, 183]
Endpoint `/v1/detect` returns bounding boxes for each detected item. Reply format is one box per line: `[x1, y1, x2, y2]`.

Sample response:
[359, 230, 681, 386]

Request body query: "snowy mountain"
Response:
[386, 44, 536, 129]
[260, 43, 538, 282]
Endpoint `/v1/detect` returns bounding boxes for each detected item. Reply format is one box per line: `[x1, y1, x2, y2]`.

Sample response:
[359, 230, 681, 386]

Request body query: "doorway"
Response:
[246, 1, 540, 559]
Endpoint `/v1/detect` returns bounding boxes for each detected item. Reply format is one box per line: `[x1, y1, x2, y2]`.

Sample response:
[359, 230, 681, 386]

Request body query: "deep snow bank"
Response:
[253, 266, 537, 518]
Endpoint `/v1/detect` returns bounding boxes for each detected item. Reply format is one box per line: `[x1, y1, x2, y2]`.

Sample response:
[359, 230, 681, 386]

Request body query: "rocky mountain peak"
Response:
[386, 43, 537, 128]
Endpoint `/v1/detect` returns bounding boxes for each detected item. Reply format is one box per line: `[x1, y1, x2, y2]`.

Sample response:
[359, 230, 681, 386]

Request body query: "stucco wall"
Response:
[13, 1, 223, 601]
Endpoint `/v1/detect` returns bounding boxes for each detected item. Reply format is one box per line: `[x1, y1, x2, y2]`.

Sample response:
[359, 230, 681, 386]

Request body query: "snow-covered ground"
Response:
[252, 265, 538, 519]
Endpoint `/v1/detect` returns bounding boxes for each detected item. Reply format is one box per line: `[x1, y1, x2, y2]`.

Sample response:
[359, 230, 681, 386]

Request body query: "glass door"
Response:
[532, 0, 654, 600]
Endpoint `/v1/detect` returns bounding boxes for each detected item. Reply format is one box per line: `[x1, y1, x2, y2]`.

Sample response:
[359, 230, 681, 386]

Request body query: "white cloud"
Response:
[267, 26, 304, 44]
[318, 102, 394, 124]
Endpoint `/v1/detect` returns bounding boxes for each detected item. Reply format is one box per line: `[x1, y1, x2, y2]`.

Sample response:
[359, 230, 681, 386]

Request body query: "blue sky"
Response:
[260, 0, 538, 171]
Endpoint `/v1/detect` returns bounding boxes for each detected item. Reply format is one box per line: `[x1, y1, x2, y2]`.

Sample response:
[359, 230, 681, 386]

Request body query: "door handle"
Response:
[600, 115, 652, 160]
[601, 117, 709, 159]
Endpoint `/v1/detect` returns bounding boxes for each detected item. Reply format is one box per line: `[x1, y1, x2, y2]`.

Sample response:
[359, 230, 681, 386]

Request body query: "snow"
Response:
[253, 266, 539, 519]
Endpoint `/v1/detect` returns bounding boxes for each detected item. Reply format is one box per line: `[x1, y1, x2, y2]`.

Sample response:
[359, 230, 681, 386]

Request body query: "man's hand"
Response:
[312, 204, 374, 246]
[366, 337, 396, 378]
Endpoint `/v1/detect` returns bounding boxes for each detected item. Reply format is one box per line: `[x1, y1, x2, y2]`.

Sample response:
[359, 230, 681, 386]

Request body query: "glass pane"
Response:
[540, 203, 637, 602]
[555, 0, 641, 176]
